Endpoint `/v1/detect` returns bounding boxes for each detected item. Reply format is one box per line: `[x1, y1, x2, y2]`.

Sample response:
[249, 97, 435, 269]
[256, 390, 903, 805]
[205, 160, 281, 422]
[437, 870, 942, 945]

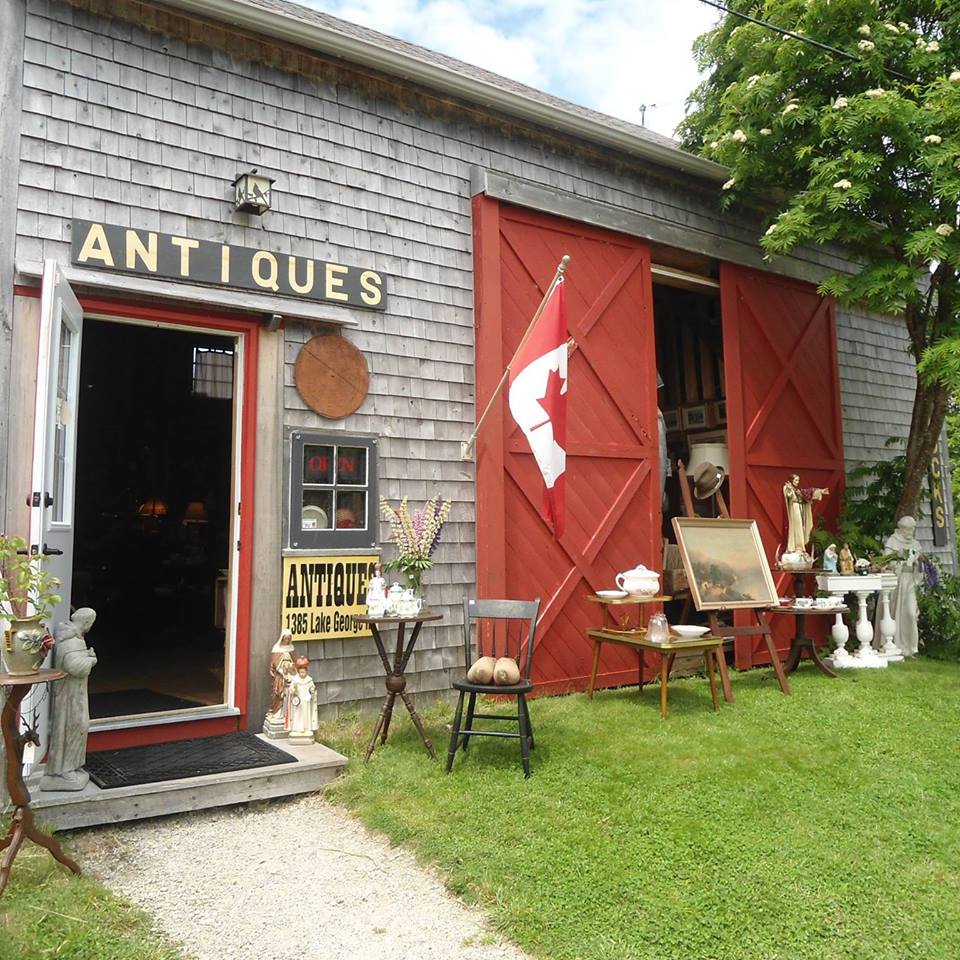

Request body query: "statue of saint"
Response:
[783, 474, 829, 555]
[883, 515, 923, 656]
[263, 630, 296, 737]
[268, 630, 296, 716]
[39, 608, 97, 793]
[822, 543, 838, 573]
[838, 543, 855, 575]
[287, 657, 318, 743]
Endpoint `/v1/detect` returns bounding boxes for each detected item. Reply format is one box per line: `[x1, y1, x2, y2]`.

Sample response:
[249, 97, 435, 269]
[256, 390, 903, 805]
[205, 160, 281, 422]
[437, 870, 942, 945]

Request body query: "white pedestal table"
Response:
[816, 574, 887, 669]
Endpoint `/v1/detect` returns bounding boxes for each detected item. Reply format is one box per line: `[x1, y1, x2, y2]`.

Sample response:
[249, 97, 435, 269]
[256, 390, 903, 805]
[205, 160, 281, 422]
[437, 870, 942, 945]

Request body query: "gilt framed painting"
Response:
[671, 517, 778, 611]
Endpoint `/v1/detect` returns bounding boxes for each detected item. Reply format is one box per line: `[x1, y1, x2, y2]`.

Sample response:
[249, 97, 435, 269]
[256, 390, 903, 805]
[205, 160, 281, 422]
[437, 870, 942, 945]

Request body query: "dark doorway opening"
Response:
[71, 318, 235, 719]
[654, 282, 728, 529]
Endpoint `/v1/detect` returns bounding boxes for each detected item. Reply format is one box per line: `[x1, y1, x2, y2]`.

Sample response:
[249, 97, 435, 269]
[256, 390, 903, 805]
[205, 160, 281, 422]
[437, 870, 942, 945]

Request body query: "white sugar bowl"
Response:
[385, 582, 404, 616]
[615, 565, 660, 597]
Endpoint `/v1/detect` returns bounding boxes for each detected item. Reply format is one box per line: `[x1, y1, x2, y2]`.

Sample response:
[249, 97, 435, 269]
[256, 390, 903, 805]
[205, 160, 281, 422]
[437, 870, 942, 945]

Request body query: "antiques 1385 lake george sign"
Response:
[282, 555, 378, 642]
[71, 220, 387, 309]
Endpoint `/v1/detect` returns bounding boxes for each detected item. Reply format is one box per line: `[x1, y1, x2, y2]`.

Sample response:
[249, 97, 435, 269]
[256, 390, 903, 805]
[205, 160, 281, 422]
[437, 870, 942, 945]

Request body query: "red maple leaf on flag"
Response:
[529, 366, 567, 432]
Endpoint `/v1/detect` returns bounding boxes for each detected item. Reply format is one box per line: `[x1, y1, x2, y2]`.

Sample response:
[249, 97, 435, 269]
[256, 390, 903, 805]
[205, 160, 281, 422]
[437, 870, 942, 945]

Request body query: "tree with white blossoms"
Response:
[680, 0, 960, 520]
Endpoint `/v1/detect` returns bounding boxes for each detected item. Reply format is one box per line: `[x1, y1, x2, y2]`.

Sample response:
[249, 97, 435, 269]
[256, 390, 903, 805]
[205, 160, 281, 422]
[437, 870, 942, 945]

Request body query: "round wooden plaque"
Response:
[294, 334, 370, 419]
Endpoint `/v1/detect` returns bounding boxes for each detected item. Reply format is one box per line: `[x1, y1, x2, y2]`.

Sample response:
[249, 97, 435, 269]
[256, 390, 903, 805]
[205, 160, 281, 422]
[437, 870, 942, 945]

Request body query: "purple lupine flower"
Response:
[427, 497, 446, 556]
[921, 556, 940, 591]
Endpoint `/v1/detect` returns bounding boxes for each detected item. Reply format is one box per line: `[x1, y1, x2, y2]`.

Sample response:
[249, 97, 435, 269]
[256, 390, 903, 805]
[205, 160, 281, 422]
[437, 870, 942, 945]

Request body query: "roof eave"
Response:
[162, 0, 729, 183]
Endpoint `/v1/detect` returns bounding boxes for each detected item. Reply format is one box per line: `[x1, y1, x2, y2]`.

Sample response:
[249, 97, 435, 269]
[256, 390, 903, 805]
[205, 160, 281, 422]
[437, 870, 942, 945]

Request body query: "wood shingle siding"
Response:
[8, 0, 955, 718]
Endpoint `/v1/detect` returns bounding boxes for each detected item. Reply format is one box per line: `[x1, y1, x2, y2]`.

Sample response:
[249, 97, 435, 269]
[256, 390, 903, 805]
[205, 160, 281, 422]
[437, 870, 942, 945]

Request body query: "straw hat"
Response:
[693, 461, 725, 500]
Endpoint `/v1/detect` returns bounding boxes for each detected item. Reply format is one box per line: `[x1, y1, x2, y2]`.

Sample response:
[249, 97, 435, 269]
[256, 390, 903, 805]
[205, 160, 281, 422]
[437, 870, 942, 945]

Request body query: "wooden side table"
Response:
[585, 593, 671, 694]
[357, 613, 443, 762]
[585, 594, 733, 703]
[767, 605, 849, 677]
[1, 669, 81, 897]
[586, 630, 730, 718]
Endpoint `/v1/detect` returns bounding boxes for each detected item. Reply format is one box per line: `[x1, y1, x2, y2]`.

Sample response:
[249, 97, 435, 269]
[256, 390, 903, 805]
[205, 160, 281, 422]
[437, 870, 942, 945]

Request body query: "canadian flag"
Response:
[508, 279, 568, 539]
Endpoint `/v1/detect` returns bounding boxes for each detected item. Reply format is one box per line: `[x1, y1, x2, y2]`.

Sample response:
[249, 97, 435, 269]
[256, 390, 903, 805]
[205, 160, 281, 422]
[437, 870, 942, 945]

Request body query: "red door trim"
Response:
[473, 195, 507, 602]
[45, 292, 261, 751]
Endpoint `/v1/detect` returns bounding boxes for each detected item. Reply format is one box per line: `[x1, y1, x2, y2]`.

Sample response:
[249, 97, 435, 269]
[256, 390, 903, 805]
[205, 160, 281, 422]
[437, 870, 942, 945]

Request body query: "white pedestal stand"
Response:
[816, 574, 887, 669]
[873, 571, 904, 662]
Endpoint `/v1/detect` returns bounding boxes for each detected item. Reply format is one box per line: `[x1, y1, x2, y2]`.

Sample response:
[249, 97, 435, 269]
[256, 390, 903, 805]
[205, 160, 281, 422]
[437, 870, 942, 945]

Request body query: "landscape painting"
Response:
[671, 518, 779, 611]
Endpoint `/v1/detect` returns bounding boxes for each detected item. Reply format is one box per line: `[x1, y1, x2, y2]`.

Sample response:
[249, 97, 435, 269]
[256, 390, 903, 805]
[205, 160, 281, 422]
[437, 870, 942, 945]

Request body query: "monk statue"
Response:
[39, 608, 97, 793]
[882, 516, 923, 656]
[263, 629, 296, 738]
[783, 473, 829, 556]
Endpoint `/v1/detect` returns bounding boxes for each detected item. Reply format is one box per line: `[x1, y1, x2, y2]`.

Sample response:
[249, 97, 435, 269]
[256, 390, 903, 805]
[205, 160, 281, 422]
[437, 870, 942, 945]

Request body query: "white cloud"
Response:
[307, 0, 720, 137]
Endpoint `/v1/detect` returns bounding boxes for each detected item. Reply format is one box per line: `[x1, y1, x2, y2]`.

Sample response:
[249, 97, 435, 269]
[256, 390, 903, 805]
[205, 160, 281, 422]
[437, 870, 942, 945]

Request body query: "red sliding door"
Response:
[473, 199, 661, 693]
[721, 264, 845, 667]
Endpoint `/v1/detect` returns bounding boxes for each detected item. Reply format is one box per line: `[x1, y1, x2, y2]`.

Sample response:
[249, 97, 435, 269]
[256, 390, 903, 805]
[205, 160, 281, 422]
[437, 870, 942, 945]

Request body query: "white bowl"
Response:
[596, 589, 628, 599]
[671, 625, 710, 639]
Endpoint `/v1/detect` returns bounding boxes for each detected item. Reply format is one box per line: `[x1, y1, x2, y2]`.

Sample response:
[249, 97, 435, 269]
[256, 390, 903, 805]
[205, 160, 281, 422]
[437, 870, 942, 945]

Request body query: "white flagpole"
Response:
[460, 255, 570, 461]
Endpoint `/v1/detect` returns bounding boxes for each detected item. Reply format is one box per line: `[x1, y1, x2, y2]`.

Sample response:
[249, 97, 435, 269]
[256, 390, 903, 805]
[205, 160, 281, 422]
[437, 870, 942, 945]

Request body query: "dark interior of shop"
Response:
[71, 318, 234, 719]
[653, 279, 728, 628]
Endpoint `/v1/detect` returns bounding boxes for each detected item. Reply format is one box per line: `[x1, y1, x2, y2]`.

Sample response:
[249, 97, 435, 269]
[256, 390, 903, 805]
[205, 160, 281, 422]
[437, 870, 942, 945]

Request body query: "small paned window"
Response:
[289, 433, 377, 549]
[192, 347, 234, 399]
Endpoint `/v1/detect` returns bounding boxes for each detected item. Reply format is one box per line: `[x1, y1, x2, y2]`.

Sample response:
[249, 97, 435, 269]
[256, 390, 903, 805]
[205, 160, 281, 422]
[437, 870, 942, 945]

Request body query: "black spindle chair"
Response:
[446, 598, 541, 778]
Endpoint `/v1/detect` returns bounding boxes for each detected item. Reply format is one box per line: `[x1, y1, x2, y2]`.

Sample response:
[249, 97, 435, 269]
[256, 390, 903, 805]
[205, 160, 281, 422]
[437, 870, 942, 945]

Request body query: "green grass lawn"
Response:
[325, 660, 960, 960]
[0, 840, 182, 960]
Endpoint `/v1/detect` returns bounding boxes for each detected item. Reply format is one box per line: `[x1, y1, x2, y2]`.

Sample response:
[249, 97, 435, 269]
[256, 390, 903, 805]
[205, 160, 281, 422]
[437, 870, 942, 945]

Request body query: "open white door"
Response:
[24, 261, 83, 758]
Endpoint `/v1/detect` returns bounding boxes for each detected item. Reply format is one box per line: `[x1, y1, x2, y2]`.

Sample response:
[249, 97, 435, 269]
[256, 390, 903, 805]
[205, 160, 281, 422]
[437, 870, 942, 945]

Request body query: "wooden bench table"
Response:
[586, 629, 731, 719]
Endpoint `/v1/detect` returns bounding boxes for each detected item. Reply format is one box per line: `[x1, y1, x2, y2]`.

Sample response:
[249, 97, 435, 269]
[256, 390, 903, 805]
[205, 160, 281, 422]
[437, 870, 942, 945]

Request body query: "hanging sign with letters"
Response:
[281, 554, 378, 641]
[70, 220, 387, 309]
[929, 433, 949, 548]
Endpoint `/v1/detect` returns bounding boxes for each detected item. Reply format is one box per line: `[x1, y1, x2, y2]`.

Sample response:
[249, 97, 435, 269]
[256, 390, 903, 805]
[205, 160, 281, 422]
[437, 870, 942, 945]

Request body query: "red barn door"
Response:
[721, 264, 845, 668]
[473, 199, 661, 693]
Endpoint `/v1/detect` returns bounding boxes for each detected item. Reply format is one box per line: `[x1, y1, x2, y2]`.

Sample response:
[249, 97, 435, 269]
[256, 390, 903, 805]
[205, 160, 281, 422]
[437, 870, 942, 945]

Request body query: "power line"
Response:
[697, 0, 912, 82]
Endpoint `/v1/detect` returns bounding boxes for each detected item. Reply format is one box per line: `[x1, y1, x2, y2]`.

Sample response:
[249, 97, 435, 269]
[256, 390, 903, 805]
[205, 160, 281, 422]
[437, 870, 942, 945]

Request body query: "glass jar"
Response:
[647, 613, 670, 644]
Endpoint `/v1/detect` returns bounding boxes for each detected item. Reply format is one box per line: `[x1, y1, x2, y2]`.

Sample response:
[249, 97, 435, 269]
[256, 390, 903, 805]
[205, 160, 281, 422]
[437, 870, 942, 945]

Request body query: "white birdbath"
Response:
[816, 574, 887, 669]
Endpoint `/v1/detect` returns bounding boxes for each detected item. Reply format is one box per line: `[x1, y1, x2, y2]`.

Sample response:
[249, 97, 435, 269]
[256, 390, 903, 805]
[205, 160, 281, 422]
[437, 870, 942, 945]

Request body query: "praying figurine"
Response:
[263, 629, 296, 738]
[823, 543, 839, 573]
[783, 473, 829, 556]
[838, 543, 856, 575]
[39, 608, 97, 793]
[287, 657, 319, 743]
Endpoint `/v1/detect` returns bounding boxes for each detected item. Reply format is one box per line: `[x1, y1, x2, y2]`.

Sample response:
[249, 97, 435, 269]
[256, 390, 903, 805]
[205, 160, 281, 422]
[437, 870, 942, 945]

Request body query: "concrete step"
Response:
[26, 736, 348, 831]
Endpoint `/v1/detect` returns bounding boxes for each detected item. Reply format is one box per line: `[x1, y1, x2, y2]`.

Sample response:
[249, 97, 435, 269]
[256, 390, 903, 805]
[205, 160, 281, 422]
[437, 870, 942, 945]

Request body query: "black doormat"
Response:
[88, 689, 205, 719]
[85, 732, 298, 789]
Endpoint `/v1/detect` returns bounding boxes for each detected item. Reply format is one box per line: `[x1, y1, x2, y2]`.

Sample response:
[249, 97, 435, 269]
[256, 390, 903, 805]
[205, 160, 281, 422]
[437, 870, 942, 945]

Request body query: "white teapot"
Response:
[616, 565, 660, 597]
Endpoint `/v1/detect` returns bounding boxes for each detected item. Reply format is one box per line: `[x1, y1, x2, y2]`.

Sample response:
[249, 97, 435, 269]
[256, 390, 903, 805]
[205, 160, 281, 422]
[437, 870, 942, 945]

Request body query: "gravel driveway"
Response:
[72, 794, 527, 960]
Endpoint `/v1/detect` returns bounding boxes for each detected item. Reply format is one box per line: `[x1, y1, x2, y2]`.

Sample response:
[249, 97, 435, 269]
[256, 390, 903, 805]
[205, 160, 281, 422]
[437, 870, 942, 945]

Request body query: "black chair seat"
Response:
[452, 677, 533, 695]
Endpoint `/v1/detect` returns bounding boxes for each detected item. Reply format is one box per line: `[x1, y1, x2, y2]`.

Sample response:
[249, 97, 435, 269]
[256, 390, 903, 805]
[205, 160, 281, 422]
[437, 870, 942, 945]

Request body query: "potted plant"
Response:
[378, 495, 451, 599]
[0, 535, 61, 675]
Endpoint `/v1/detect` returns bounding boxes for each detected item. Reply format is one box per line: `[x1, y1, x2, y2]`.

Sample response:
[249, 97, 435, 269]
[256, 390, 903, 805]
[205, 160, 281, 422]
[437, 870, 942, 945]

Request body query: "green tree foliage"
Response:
[681, 1, 960, 519]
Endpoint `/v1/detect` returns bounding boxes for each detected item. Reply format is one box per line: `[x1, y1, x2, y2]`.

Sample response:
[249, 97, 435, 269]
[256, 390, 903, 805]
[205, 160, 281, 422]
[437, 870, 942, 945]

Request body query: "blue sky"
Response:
[305, 1, 723, 138]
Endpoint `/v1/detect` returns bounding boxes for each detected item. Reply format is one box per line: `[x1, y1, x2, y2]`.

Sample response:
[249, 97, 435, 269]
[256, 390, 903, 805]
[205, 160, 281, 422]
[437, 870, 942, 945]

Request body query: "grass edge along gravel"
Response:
[0, 838, 184, 960]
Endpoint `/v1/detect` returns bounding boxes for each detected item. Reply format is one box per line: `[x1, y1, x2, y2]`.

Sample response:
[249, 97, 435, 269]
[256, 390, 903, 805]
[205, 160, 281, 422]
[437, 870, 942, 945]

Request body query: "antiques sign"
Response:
[930, 434, 949, 547]
[282, 555, 378, 641]
[71, 220, 387, 309]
